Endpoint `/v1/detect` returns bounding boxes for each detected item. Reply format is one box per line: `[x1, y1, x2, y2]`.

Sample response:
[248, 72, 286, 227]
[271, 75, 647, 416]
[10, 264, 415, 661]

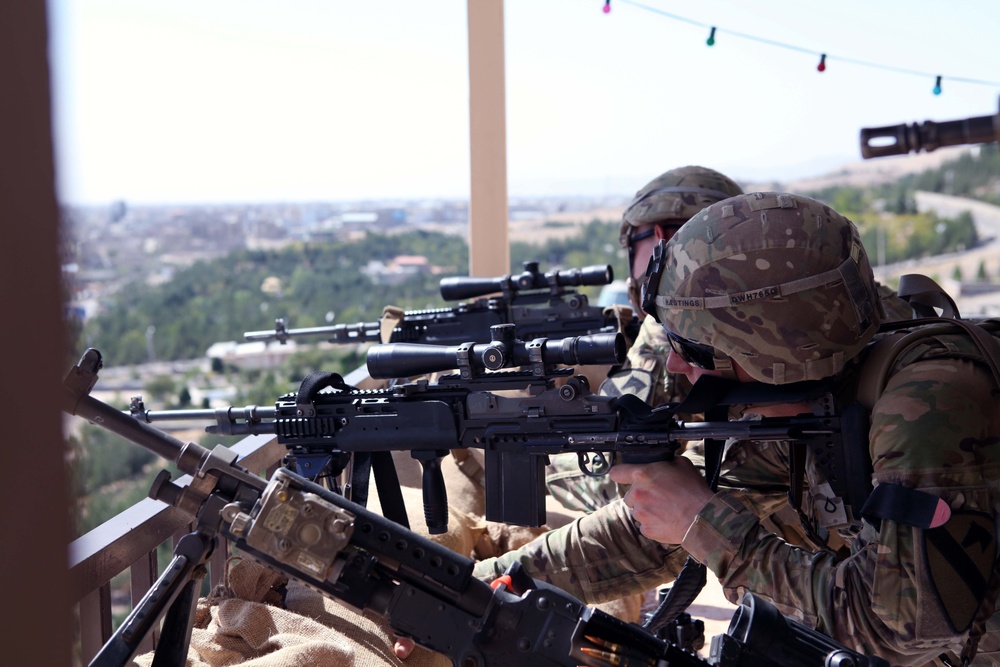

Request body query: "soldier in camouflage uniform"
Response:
[476, 193, 1000, 666]
[545, 166, 744, 513]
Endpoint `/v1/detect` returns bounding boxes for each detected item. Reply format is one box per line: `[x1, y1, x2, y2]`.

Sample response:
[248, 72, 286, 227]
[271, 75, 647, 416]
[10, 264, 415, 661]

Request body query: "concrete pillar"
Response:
[467, 0, 510, 277]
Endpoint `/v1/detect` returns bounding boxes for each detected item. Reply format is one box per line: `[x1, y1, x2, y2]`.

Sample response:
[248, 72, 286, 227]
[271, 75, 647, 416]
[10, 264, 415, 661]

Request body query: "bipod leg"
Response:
[90, 531, 215, 667]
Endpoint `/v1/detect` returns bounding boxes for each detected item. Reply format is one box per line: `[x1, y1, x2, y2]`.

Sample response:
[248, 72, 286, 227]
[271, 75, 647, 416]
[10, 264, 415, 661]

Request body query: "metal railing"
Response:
[69, 365, 378, 663]
[68, 433, 285, 663]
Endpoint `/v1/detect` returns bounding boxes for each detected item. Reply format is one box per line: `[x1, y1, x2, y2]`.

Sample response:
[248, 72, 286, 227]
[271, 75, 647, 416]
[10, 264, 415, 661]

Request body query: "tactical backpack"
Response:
[838, 275, 1000, 664]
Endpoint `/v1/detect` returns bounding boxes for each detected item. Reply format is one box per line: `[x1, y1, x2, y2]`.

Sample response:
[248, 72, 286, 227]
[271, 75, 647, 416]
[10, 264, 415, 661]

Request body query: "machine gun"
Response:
[243, 261, 639, 346]
[860, 96, 1000, 158]
[129, 326, 854, 533]
[63, 349, 888, 667]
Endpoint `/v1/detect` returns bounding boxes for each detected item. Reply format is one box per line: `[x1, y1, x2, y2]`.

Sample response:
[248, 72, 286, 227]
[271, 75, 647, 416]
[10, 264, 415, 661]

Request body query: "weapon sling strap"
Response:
[295, 371, 410, 529]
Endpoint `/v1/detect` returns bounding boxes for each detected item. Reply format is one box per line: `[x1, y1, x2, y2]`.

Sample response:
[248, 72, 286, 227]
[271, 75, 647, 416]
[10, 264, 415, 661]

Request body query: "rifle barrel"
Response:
[860, 98, 1000, 158]
[76, 394, 198, 467]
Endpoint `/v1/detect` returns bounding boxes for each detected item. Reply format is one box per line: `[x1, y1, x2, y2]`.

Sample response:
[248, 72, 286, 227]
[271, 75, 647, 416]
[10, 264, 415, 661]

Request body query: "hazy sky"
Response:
[48, 0, 1000, 205]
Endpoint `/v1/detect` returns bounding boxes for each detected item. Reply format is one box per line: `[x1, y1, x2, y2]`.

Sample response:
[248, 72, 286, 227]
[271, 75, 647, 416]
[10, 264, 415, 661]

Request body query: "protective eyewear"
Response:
[626, 227, 656, 275]
[664, 329, 718, 370]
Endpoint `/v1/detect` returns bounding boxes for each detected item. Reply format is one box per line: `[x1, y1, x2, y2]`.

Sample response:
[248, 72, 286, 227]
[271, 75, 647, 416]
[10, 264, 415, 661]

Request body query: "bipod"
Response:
[90, 530, 214, 667]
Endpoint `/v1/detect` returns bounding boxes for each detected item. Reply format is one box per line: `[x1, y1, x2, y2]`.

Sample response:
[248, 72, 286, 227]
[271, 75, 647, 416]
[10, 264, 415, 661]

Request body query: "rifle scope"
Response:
[439, 261, 613, 301]
[860, 97, 1000, 158]
[366, 330, 625, 379]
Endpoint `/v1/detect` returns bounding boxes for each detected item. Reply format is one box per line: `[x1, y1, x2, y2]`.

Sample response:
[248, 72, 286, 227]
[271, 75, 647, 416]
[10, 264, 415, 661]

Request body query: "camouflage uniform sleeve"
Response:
[472, 498, 688, 604]
[479, 442, 795, 604]
[682, 358, 1000, 665]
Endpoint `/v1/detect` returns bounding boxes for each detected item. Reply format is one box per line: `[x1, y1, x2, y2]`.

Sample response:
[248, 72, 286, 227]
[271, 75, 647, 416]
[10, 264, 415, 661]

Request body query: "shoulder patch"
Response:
[924, 510, 997, 632]
[600, 368, 655, 402]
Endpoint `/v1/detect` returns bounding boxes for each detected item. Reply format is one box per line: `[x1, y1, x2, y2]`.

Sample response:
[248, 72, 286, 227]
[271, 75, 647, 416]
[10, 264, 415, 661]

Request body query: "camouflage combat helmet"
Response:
[642, 192, 882, 384]
[618, 165, 744, 248]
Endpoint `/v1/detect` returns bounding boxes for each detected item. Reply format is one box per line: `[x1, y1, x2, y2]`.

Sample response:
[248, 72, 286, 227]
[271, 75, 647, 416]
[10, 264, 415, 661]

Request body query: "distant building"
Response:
[363, 254, 434, 285]
[390, 255, 429, 272]
[206, 339, 300, 371]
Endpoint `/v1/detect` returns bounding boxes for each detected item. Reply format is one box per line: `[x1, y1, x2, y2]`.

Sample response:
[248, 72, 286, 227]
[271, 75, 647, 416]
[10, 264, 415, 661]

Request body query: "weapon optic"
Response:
[128, 330, 848, 532]
[438, 260, 612, 301]
[64, 349, 888, 667]
[860, 96, 1000, 158]
[243, 261, 637, 347]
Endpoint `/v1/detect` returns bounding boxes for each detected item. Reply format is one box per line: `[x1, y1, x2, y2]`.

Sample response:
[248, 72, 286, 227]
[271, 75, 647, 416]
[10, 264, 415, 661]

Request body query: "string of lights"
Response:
[600, 0, 1000, 95]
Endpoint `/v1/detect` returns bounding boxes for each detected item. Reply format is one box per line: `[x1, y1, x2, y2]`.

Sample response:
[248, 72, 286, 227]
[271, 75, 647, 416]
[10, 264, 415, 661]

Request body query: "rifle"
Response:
[63, 349, 887, 667]
[860, 96, 1000, 158]
[243, 261, 639, 346]
[129, 327, 853, 533]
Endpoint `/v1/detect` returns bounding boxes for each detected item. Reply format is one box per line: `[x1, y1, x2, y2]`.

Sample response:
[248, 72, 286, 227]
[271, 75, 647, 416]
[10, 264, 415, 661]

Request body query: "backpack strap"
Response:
[856, 317, 1000, 411]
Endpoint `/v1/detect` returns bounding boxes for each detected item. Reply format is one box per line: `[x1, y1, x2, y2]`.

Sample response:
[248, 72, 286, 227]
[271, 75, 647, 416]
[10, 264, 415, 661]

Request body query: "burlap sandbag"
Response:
[132, 556, 449, 667]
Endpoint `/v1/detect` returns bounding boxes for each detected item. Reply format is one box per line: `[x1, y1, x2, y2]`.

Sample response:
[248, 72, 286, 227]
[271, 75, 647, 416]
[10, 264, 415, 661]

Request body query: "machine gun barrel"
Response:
[860, 97, 1000, 158]
[439, 261, 613, 301]
[129, 401, 278, 430]
[244, 319, 381, 344]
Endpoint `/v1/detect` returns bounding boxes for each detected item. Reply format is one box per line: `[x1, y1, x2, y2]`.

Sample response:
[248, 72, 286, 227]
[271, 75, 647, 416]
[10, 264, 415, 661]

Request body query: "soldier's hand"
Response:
[610, 458, 715, 545]
[394, 636, 416, 659]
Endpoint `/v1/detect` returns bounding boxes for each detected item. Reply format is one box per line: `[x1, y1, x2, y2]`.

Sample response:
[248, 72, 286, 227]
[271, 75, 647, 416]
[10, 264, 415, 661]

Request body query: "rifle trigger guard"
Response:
[578, 451, 613, 477]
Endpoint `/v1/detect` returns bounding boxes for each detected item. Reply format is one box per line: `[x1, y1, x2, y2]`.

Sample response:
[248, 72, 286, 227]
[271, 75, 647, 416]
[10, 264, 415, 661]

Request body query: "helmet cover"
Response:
[647, 192, 881, 384]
